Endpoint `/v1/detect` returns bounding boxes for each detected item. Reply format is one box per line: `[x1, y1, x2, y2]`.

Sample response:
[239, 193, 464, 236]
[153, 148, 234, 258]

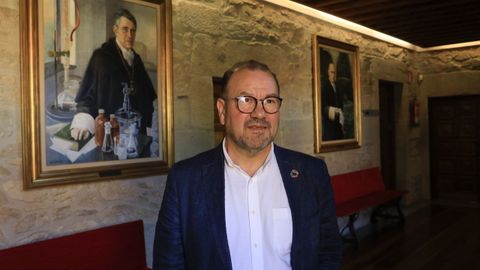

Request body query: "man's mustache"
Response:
[245, 119, 271, 128]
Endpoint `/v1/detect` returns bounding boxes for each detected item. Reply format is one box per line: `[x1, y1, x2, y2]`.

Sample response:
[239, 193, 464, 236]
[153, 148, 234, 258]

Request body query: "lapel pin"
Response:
[290, 169, 300, 179]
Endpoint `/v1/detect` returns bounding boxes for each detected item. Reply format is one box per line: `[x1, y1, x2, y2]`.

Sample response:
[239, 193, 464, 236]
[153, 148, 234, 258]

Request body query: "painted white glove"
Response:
[327, 106, 344, 126]
[327, 106, 337, 121]
[327, 106, 340, 120]
[70, 112, 95, 140]
[338, 109, 344, 126]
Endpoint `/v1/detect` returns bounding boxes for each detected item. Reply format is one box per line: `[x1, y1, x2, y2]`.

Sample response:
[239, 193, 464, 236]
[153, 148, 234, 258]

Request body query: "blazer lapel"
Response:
[202, 146, 233, 270]
[274, 145, 312, 269]
[275, 146, 306, 217]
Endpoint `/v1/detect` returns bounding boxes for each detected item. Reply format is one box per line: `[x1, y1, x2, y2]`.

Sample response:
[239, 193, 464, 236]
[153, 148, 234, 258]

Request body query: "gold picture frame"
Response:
[313, 35, 361, 153]
[20, 0, 173, 188]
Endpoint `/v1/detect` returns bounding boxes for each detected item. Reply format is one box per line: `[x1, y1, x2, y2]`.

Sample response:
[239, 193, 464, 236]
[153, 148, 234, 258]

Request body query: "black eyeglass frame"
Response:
[223, 95, 283, 114]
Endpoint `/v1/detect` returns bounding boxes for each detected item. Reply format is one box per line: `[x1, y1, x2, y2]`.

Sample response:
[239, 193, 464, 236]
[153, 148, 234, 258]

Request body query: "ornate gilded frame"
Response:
[313, 35, 361, 153]
[20, 0, 173, 188]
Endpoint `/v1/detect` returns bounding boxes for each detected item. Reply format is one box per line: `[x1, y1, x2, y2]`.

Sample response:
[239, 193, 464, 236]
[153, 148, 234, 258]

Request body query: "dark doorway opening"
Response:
[379, 80, 401, 189]
[429, 95, 480, 205]
[212, 77, 225, 145]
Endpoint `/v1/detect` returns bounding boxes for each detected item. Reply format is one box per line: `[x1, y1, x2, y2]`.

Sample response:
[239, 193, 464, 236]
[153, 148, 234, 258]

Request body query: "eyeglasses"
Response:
[227, 95, 283, 114]
[118, 26, 136, 35]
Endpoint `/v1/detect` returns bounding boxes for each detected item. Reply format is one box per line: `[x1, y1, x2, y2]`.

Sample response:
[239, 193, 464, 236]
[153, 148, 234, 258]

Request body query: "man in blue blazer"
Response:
[153, 60, 342, 269]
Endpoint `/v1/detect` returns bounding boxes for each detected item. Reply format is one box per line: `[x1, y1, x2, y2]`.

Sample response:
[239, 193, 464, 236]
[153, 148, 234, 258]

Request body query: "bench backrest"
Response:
[331, 167, 386, 204]
[0, 220, 148, 270]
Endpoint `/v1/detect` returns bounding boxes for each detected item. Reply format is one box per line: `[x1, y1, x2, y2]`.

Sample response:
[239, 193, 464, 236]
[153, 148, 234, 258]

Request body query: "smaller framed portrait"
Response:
[312, 35, 361, 153]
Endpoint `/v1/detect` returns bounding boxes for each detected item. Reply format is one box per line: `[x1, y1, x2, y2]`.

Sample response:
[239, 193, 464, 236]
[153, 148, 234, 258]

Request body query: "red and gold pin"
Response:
[290, 169, 300, 179]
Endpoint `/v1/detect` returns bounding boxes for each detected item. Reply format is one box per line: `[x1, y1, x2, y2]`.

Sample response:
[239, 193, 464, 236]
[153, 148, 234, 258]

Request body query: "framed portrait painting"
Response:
[20, 0, 173, 188]
[312, 35, 361, 153]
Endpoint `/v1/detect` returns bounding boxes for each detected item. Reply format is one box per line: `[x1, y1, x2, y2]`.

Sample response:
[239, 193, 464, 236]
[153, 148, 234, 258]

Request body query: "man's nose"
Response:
[250, 100, 266, 118]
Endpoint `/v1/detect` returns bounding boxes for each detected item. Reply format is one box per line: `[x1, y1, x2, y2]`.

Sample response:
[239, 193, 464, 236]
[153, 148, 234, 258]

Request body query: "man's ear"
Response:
[216, 98, 226, 125]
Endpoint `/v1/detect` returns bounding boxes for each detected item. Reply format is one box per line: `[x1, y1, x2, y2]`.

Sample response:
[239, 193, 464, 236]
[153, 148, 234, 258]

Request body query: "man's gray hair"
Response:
[114, 8, 137, 28]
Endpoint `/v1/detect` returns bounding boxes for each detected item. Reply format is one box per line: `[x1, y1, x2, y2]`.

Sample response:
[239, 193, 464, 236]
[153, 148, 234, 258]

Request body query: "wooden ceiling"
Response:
[290, 0, 480, 48]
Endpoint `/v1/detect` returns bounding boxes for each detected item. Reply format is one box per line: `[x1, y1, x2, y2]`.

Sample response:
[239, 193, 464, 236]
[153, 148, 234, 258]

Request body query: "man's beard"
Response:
[227, 119, 276, 154]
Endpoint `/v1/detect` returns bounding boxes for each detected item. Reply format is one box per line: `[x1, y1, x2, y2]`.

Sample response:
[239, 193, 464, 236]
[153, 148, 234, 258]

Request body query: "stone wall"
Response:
[1, 0, 479, 267]
[173, 0, 409, 165]
[172, 0, 416, 198]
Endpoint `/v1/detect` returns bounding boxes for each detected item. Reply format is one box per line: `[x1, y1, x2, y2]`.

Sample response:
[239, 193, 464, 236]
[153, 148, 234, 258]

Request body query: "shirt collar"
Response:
[222, 139, 275, 175]
[115, 38, 134, 65]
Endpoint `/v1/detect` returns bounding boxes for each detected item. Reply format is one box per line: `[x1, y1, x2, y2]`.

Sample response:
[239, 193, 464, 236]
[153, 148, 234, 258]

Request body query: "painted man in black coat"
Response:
[71, 8, 156, 140]
[321, 61, 345, 140]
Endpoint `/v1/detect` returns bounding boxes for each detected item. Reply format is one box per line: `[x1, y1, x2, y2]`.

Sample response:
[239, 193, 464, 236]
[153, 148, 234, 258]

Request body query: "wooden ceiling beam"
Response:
[311, 0, 353, 8]
[290, 0, 480, 47]
[393, 28, 480, 42]
[370, 11, 480, 34]
[409, 35, 480, 47]
[308, 0, 389, 12]
[392, 27, 480, 47]
[350, 1, 480, 25]
[349, 2, 478, 25]
[321, 1, 426, 18]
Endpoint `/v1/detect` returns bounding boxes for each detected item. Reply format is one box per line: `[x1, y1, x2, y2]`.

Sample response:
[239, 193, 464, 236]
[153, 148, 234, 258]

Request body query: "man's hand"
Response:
[337, 110, 344, 126]
[70, 128, 91, 141]
[327, 106, 343, 122]
[70, 112, 95, 141]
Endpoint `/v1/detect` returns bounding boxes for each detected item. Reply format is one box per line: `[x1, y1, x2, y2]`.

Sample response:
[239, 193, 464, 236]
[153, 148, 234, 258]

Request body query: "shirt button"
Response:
[254, 243, 258, 248]
[251, 210, 255, 215]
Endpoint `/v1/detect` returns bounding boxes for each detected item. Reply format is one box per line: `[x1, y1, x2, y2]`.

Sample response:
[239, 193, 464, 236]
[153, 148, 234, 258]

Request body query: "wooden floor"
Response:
[341, 203, 480, 270]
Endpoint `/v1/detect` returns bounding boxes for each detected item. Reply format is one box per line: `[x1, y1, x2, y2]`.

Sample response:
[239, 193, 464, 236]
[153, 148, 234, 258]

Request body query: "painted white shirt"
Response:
[223, 141, 293, 270]
[115, 38, 134, 66]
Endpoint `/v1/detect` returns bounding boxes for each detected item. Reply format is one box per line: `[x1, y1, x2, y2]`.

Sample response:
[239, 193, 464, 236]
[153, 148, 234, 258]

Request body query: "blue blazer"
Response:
[153, 145, 342, 270]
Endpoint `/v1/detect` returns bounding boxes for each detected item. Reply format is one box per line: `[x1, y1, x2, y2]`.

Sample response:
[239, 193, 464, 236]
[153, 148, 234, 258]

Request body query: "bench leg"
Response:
[395, 197, 405, 224]
[370, 206, 382, 224]
[370, 197, 405, 224]
[340, 213, 359, 248]
[348, 214, 359, 247]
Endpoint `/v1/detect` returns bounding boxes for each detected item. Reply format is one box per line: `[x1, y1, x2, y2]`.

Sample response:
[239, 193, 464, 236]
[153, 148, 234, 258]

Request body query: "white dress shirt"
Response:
[115, 38, 134, 66]
[223, 141, 293, 270]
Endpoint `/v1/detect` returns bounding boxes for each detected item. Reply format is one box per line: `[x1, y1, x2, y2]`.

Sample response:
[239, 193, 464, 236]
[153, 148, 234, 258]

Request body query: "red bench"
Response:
[331, 167, 407, 247]
[0, 220, 150, 270]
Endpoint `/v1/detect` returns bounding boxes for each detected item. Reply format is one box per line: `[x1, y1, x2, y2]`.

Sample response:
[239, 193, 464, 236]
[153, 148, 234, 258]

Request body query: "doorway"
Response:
[212, 77, 225, 145]
[379, 80, 402, 189]
[429, 95, 480, 205]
